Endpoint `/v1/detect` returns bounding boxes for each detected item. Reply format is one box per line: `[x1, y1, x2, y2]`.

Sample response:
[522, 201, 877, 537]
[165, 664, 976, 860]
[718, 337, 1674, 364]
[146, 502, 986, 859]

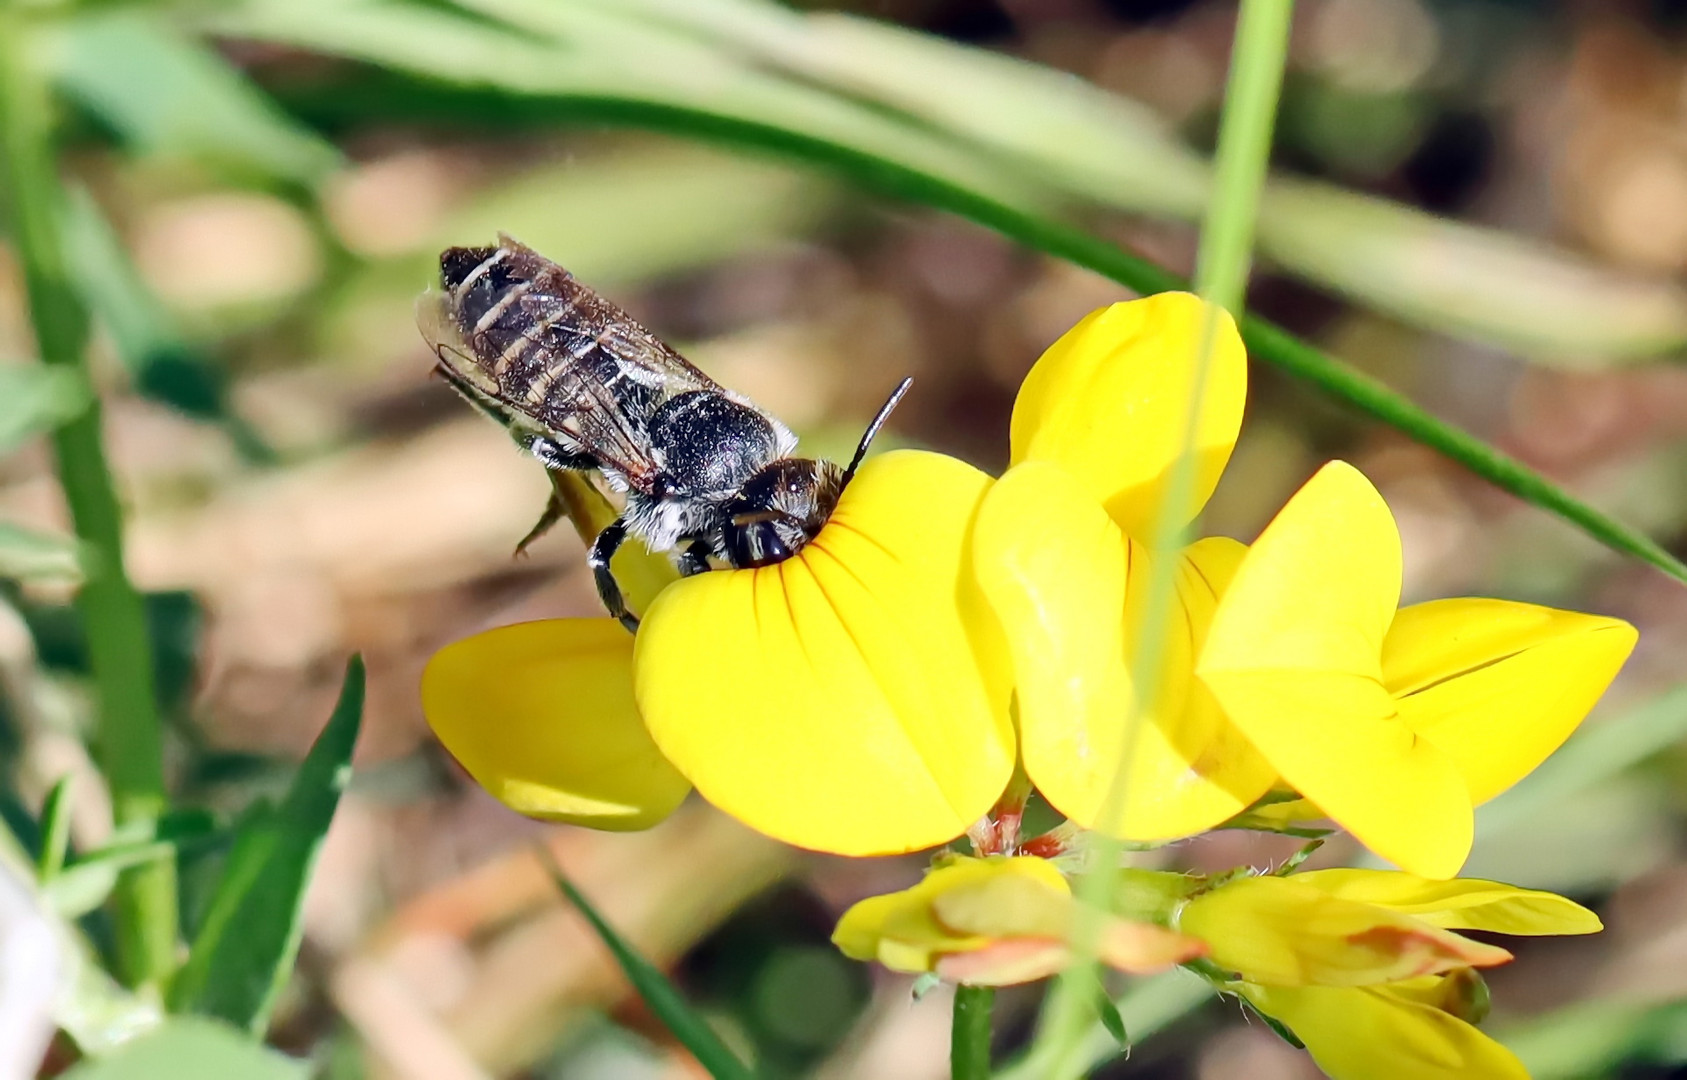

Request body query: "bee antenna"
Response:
[842, 377, 913, 487]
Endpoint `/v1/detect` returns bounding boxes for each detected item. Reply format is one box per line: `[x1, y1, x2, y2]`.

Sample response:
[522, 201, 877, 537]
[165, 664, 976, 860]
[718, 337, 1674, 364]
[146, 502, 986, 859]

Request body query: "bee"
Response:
[421, 235, 910, 632]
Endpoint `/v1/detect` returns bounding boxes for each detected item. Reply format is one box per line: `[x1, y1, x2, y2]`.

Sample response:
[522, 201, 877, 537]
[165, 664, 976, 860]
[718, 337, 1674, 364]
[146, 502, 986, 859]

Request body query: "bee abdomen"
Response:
[442, 246, 582, 402]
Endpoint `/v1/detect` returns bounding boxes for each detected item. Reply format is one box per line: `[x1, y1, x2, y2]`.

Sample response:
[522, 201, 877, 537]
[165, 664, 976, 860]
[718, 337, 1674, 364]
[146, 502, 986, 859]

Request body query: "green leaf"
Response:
[0, 364, 89, 458]
[1095, 986, 1128, 1049]
[538, 848, 758, 1080]
[993, 970, 1213, 1080]
[36, 775, 73, 880]
[47, 812, 222, 921]
[51, 11, 339, 187]
[212, 0, 1687, 585]
[49, 842, 177, 921]
[168, 656, 363, 1034]
[59, 1017, 308, 1080]
[1272, 839, 1325, 876]
[436, 143, 836, 288]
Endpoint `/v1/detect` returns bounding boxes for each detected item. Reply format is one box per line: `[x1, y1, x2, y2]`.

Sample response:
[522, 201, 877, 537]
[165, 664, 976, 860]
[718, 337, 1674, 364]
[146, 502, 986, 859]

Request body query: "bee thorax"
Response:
[622, 491, 727, 554]
[647, 391, 785, 498]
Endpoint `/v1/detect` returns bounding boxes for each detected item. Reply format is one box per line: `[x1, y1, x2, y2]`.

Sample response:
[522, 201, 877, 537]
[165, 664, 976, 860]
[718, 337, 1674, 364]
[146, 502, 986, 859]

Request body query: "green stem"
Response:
[952, 985, 995, 1080]
[1028, 2, 1293, 1076]
[0, 7, 177, 989]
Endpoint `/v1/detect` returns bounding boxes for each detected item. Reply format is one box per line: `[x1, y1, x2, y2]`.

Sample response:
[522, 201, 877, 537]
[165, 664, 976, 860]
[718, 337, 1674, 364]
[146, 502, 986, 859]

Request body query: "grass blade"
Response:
[213, 0, 1687, 585]
[537, 847, 758, 1080]
[576, 0, 1687, 364]
[168, 656, 364, 1034]
[36, 776, 73, 881]
[52, 11, 338, 187]
[0, 4, 177, 990]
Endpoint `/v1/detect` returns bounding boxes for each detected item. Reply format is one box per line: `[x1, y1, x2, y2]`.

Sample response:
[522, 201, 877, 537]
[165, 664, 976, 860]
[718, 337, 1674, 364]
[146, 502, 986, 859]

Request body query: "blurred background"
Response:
[6, 0, 1687, 1076]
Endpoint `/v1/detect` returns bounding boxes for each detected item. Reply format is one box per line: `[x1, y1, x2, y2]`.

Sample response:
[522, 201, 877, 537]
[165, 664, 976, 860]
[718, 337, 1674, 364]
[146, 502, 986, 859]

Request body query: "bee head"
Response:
[718, 377, 913, 569]
[722, 459, 844, 568]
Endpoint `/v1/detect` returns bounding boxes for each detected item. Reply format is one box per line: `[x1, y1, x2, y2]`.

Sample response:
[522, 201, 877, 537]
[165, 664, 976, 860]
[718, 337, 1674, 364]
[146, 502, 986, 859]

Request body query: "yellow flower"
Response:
[1184, 869, 1600, 1079]
[425, 295, 1258, 855]
[1197, 461, 1638, 878]
[971, 293, 1276, 842]
[424, 449, 1015, 854]
[832, 855, 1205, 986]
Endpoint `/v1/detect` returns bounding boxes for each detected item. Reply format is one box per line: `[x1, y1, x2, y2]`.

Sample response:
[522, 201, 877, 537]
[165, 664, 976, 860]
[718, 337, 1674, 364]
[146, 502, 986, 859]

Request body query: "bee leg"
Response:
[515, 483, 569, 558]
[514, 447, 602, 558]
[587, 519, 640, 634]
[676, 539, 712, 577]
[524, 434, 597, 472]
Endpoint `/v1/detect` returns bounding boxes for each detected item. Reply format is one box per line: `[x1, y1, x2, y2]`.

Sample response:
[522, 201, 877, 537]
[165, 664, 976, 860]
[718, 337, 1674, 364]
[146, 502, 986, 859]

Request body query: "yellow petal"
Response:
[1240, 983, 1529, 1080]
[1198, 462, 1472, 879]
[974, 463, 1274, 841]
[1384, 598, 1638, 804]
[1293, 870, 1603, 936]
[931, 862, 1072, 939]
[1180, 875, 1511, 987]
[1201, 461, 1399, 678]
[421, 619, 690, 830]
[831, 856, 1065, 970]
[635, 450, 1014, 856]
[1008, 293, 1246, 537]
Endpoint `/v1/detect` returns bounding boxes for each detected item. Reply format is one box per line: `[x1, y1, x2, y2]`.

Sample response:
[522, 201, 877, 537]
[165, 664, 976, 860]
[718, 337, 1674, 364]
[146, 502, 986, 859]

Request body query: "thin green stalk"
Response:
[1028, 3, 1293, 1076]
[951, 985, 995, 1080]
[0, 8, 176, 989]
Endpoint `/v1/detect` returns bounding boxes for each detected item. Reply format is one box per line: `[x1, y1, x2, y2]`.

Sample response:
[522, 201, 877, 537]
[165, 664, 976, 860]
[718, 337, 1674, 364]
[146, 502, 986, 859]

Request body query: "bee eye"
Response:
[748, 523, 791, 565]
[725, 513, 796, 570]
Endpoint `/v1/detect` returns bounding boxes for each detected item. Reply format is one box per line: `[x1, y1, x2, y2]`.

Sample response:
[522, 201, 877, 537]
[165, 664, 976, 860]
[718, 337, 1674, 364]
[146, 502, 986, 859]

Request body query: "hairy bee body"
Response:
[421, 235, 900, 630]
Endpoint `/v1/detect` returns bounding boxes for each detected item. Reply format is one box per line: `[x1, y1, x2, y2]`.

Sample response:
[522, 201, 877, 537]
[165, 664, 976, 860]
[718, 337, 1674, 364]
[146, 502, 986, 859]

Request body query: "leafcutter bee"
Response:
[420, 235, 910, 632]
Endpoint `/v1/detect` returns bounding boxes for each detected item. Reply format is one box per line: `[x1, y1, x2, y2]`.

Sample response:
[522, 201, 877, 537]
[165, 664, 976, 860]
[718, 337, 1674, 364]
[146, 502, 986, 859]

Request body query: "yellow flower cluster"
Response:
[834, 856, 1599, 1078]
[421, 292, 1636, 1077]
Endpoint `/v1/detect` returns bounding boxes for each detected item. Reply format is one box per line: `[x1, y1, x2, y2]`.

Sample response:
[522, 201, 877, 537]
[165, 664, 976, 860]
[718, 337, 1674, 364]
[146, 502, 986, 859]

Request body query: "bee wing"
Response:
[429, 236, 746, 496]
[418, 288, 499, 395]
[519, 250, 726, 397]
[505, 255, 730, 492]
